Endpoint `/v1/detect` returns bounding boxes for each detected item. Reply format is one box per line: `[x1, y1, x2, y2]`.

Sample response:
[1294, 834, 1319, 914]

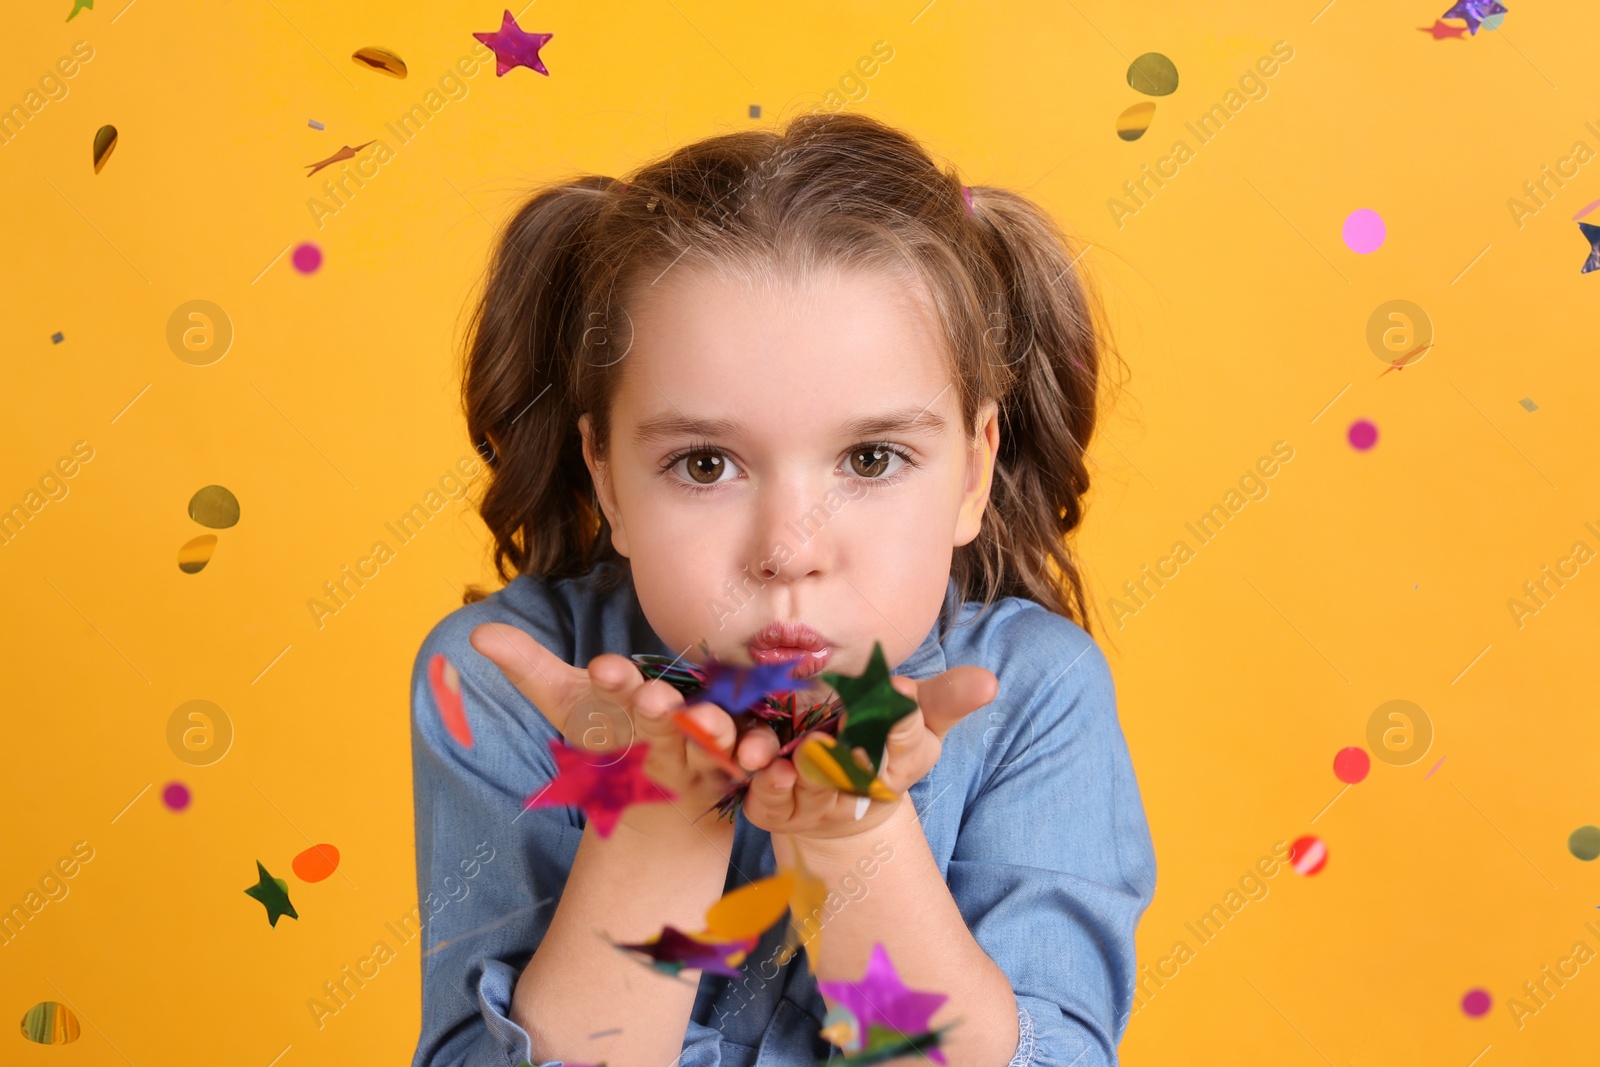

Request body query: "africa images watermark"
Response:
[1504, 518, 1600, 630]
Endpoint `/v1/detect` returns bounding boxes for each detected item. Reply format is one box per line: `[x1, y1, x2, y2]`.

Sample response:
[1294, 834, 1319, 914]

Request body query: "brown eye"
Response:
[686, 452, 725, 484]
[849, 446, 893, 478]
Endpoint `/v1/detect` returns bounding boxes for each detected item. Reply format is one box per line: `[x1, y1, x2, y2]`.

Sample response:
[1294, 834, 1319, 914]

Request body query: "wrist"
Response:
[791, 793, 919, 865]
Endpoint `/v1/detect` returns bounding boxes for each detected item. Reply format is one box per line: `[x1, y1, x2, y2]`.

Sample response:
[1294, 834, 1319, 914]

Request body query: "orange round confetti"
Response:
[292, 843, 340, 882]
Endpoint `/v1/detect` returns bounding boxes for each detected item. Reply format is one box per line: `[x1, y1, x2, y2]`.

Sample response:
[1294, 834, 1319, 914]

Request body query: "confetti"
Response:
[177, 534, 217, 574]
[1572, 198, 1600, 220]
[92, 124, 116, 173]
[244, 860, 299, 926]
[1519, 397, 1538, 411]
[1578, 222, 1600, 274]
[1117, 102, 1157, 141]
[612, 924, 755, 978]
[1342, 209, 1386, 254]
[1462, 988, 1492, 1016]
[188, 485, 240, 529]
[1441, 0, 1508, 35]
[1480, 11, 1506, 29]
[1424, 755, 1446, 778]
[749, 104, 761, 118]
[292, 242, 323, 274]
[21, 1002, 80, 1045]
[292, 844, 341, 882]
[818, 641, 918, 772]
[66, 0, 92, 21]
[524, 738, 676, 837]
[1348, 420, 1378, 451]
[428, 653, 474, 747]
[688, 657, 804, 714]
[306, 141, 375, 177]
[473, 10, 554, 77]
[818, 943, 952, 1065]
[1289, 834, 1328, 876]
[162, 781, 191, 810]
[352, 46, 408, 78]
[1418, 19, 1468, 38]
[51, 331, 64, 344]
[1333, 747, 1371, 784]
[308, 118, 324, 130]
[1127, 52, 1179, 96]
[1570, 825, 1600, 861]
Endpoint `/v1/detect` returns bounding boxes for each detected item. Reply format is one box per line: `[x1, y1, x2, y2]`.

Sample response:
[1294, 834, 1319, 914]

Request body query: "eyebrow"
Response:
[632, 405, 948, 446]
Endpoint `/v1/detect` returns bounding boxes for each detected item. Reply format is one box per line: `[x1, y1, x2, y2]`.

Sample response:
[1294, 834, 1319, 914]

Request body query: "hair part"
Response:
[458, 110, 1126, 636]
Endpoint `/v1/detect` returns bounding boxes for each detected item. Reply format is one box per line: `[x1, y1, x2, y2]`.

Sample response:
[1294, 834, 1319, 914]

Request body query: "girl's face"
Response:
[579, 265, 999, 686]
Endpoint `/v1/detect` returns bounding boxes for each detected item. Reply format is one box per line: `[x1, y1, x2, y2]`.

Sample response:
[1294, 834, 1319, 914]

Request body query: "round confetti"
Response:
[1127, 53, 1179, 96]
[1462, 988, 1492, 1017]
[1348, 420, 1378, 450]
[1116, 102, 1157, 141]
[1333, 746, 1371, 784]
[188, 484, 240, 528]
[21, 1001, 81, 1045]
[1569, 825, 1600, 861]
[178, 533, 218, 574]
[163, 781, 191, 810]
[1342, 209, 1386, 254]
[292, 242, 323, 274]
[1289, 834, 1328, 876]
[293, 843, 342, 882]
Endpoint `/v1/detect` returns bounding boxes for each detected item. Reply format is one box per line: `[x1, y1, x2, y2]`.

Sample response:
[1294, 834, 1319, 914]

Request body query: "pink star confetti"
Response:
[472, 10, 554, 77]
[524, 738, 675, 837]
[818, 943, 950, 1064]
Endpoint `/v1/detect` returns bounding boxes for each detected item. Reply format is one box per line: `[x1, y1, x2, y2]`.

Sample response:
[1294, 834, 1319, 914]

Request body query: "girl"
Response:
[410, 111, 1155, 1067]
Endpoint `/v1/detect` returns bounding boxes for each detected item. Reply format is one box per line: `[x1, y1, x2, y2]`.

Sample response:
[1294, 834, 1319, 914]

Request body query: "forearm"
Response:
[511, 805, 736, 1065]
[794, 801, 1019, 1067]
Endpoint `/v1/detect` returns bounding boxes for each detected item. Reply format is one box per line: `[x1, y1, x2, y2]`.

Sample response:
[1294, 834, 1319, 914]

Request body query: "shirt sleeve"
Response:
[945, 618, 1158, 1067]
[408, 606, 730, 1067]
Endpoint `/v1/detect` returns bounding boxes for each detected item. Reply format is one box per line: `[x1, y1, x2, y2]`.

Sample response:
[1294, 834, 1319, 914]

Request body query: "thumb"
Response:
[468, 622, 583, 735]
[906, 666, 998, 741]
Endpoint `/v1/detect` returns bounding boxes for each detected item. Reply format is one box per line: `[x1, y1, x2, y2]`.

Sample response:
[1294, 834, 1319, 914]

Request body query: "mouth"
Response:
[746, 621, 832, 680]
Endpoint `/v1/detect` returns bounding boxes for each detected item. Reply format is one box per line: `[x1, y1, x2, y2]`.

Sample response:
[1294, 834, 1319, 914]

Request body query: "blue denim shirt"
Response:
[410, 563, 1156, 1067]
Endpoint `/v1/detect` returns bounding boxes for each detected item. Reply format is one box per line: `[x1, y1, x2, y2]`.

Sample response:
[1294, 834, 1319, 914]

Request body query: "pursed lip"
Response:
[746, 621, 832, 679]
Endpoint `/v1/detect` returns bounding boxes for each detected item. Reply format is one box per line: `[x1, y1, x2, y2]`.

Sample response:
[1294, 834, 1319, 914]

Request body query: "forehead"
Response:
[612, 264, 954, 438]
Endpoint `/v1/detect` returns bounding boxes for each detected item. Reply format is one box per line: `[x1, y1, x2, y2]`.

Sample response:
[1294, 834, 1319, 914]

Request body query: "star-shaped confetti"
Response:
[1579, 222, 1600, 274]
[818, 943, 951, 1065]
[523, 738, 675, 837]
[614, 924, 757, 978]
[688, 657, 804, 713]
[614, 870, 794, 977]
[66, 0, 92, 20]
[472, 10, 554, 77]
[1441, 0, 1507, 34]
[306, 141, 376, 177]
[244, 860, 299, 927]
[1417, 19, 1468, 38]
[818, 640, 918, 772]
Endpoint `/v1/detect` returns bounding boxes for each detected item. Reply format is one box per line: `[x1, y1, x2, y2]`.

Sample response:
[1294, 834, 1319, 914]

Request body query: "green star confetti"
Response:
[818, 640, 918, 772]
[244, 860, 299, 927]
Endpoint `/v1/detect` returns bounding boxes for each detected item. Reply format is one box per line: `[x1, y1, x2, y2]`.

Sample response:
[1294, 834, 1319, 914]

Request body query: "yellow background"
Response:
[3, 0, 1597, 1063]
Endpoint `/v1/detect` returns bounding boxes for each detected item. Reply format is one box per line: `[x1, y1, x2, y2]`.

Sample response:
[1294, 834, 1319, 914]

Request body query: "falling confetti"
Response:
[687, 657, 803, 714]
[1424, 755, 1446, 778]
[305, 141, 375, 177]
[1578, 222, 1600, 274]
[613, 925, 755, 978]
[292, 844, 341, 882]
[1127, 52, 1179, 95]
[1418, 20, 1468, 38]
[188, 485, 240, 529]
[51, 331, 64, 344]
[1519, 397, 1538, 411]
[1333, 747, 1371, 784]
[352, 46, 407, 78]
[428, 653, 474, 747]
[20, 1002, 80, 1044]
[1117, 102, 1157, 141]
[308, 118, 324, 130]
[524, 738, 676, 837]
[1461, 988, 1492, 1016]
[1570, 825, 1600, 861]
[292, 243, 323, 274]
[1342, 209, 1386, 254]
[1289, 835, 1328, 875]
[1348, 420, 1379, 450]
[473, 10, 554, 76]
[177, 533, 218, 574]
[66, 0, 93, 21]
[1480, 11, 1506, 29]
[1441, 0, 1508, 35]
[818, 943, 952, 1066]
[749, 104, 761, 118]
[1572, 199, 1600, 220]
[162, 781, 191, 810]
[92, 124, 117, 173]
[244, 861, 299, 926]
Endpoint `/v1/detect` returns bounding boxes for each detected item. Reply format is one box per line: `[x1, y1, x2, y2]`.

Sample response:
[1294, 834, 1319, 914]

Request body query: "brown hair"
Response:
[458, 110, 1125, 636]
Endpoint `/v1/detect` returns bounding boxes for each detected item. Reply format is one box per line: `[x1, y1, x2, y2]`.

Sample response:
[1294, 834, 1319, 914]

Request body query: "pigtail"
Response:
[955, 184, 1122, 637]
[460, 175, 625, 604]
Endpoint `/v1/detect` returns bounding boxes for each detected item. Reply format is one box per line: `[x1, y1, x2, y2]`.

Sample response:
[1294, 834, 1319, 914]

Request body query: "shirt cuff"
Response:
[1005, 1001, 1036, 1067]
[469, 956, 562, 1067]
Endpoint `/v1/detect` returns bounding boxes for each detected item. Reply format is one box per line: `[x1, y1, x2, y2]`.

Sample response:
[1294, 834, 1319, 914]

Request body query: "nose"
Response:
[748, 473, 833, 583]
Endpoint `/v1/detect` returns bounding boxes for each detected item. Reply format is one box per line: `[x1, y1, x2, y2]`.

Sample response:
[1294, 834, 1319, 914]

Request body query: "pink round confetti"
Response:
[1333, 746, 1371, 784]
[292, 242, 323, 274]
[1462, 988, 1492, 1017]
[1348, 420, 1378, 450]
[163, 781, 191, 811]
[1342, 209, 1386, 254]
[1289, 834, 1327, 876]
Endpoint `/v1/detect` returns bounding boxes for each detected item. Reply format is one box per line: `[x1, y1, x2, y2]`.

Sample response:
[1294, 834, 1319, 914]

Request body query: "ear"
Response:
[953, 399, 999, 547]
[578, 412, 629, 557]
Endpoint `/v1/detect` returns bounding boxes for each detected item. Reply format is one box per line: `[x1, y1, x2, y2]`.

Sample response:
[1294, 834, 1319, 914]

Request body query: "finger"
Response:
[468, 622, 585, 734]
[881, 708, 938, 789]
[898, 666, 998, 741]
[630, 677, 691, 743]
[746, 758, 799, 825]
[733, 723, 781, 772]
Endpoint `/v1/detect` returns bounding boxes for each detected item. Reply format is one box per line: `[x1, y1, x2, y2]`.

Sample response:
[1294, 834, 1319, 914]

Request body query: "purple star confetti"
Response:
[1441, 0, 1508, 34]
[473, 10, 554, 76]
[818, 943, 950, 1065]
